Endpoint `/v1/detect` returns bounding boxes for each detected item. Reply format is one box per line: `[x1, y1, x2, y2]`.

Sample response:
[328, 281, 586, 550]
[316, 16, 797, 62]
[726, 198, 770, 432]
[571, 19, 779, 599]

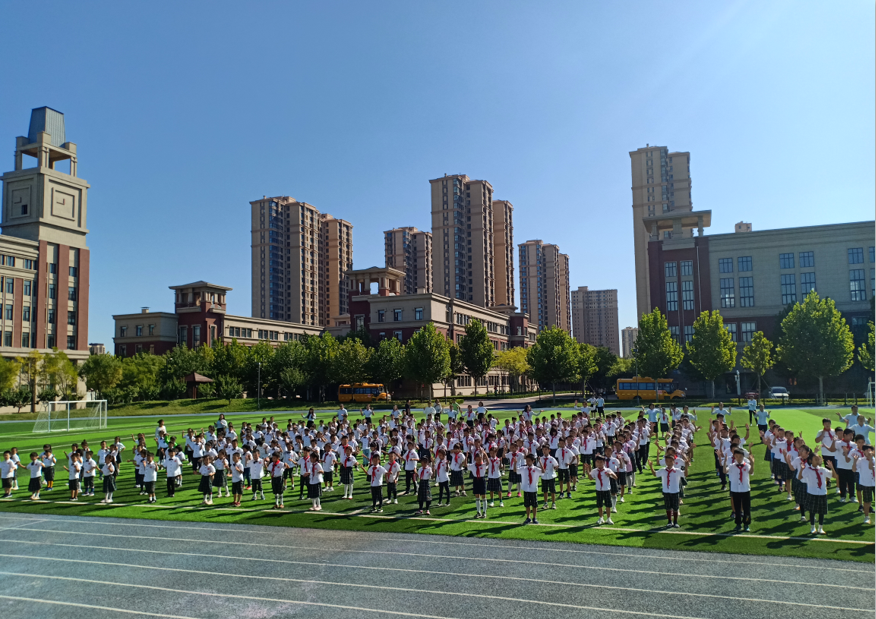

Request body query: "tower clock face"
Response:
[51, 187, 77, 220]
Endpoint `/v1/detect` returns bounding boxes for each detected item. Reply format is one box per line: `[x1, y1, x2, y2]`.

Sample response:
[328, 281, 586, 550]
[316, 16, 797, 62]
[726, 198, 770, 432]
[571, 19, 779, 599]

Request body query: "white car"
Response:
[768, 386, 790, 400]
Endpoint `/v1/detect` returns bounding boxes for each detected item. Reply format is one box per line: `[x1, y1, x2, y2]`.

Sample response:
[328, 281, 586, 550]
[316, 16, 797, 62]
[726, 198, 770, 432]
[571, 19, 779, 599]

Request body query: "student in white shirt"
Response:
[649, 454, 682, 527]
[590, 455, 617, 525]
[385, 452, 401, 505]
[517, 454, 542, 524]
[555, 438, 575, 500]
[198, 455, 217, 506]
[307, 452, 324, 511]
[268, 453, 289, 509]
[229, 452, 245, 507]
[725, 448, 753, 532]
[800, 455, 837, 534]
[402, 441, 420, 495]
[40, 448, 57, 492]
[142, 453, 159, 504]
[163, 448, 183, 498]
[434, 449, 451, 507]
[467, 452, 489, 518]
[64, 453, 82, 501]
[1, 451, 23, 498]
[486, 447, 504, 508]
[338, 446, 357, 500]
[358, 453, 387, 512]
[538, 445, 559, 511]
[416, 456, 434, 515]
[26, 452, 46, 500]
[854, 445, 875, 524]
[249, 452, 266, 501]
[100, 455, 116, 503]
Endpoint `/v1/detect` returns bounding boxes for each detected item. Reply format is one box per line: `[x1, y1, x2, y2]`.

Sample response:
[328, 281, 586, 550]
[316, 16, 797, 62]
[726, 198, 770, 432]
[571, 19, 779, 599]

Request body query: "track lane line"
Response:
[0, 595, 201, 618]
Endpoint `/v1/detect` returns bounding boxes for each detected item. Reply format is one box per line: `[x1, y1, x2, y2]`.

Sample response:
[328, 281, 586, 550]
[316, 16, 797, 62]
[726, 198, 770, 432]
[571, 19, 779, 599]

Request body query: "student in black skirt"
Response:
[307, 452, 324, 511]
[267, 453, 287, 509]
[434, 449, 450, 507]
[100, 455, 116, 504]
[467, 451, 489, 518]
[486, 447, 504, 508]
[416, 455, 433, 515]
[800, 454, 836, 535]
[339, 446, 357, 500]
[198, 455, 216, 506]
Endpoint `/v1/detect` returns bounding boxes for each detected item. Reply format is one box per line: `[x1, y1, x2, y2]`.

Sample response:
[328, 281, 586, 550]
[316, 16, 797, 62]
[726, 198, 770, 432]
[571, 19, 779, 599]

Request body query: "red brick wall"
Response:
[35, 240, 48, 348]
[57, 244, 69, 349]
[77, 248, 89, 350]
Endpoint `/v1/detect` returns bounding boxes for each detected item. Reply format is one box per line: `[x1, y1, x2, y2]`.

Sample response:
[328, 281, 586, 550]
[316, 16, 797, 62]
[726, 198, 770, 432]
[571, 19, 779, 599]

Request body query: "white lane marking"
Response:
[2, 539, 869, 612]
[0, 570, 711, 619]
[0, 528, 863, 590]
[2, 497, 872, 545]
[4, 511, 866, 574]
[0, 518, 47, 530]
[0, 594, 201, 618]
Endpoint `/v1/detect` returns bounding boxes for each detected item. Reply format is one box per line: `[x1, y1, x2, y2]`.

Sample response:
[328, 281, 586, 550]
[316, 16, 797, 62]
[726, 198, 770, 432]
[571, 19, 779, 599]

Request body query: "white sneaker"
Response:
[851, 498, 859, 503]
[597, 517, 604, 525]
[810, 526, 817, 534]
[606, 518, 614, 525]
[489, 502, 495, 508]
[818, 526, 826, 534]
[840, 498, 847, 503]
[619, 497, 625, 503]
[786, 495, 793, 501]
[864, 517, 871, 524]
[611, 507, 618, 513]
[499, 501, 505, 507]
[393, 499, 398, 504]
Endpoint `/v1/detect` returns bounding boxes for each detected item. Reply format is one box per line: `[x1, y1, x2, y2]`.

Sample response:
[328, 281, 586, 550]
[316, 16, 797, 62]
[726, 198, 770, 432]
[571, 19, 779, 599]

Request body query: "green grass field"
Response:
[0, 406, 872, 563]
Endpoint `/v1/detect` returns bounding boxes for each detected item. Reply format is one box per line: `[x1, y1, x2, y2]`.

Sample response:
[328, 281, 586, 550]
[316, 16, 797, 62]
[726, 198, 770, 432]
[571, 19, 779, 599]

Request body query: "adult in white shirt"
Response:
[747, 398, 758, 425]
[848, 416, 875, 445]
[854, 445, 875, 524]
[725, 449, 753, 531]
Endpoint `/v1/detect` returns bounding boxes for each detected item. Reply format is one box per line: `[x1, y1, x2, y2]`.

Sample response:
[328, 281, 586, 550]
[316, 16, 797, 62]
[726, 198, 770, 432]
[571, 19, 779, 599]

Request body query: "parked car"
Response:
[768, 386, 790, 400]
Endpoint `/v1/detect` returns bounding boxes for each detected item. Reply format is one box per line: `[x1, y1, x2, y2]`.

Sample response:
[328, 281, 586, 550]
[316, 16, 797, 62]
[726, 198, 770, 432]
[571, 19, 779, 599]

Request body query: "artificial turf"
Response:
[0, 406, 872, 563]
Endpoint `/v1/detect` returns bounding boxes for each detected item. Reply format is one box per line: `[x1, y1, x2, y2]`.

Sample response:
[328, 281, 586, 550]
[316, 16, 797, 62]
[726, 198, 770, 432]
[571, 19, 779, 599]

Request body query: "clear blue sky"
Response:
[1, 1, 873, 348]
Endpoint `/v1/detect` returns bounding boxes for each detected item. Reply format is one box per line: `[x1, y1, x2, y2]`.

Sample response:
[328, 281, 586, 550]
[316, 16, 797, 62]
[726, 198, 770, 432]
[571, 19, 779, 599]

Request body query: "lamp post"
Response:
[633, 347, 640, 407]
[257, 362, 261, 411]
[735, 369, 741, 405]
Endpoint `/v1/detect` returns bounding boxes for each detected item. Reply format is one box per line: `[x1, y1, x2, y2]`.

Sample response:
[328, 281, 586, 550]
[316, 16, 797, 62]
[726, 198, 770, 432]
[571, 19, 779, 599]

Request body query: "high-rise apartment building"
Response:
[630, 145, 694, 320]
[250, 196, 352, 327]
[384, 226, 432, 294]
[621, 326, 638, 359]
[518, 240, 570, 332]
[492, 200, 515, 307]
[430, 174, 496, 307]
[571, 286, 619, 355]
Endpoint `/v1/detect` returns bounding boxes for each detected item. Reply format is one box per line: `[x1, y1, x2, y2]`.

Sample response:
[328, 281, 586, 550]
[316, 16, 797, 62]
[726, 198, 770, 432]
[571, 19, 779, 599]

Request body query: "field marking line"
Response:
[1, 527, 864, 590]
[0, 594, 201, 618]
[0, 518, 48, 531]
[0, 570, 712, 619]
[2, 539, 869, 611]
[2, 497, 873, 546]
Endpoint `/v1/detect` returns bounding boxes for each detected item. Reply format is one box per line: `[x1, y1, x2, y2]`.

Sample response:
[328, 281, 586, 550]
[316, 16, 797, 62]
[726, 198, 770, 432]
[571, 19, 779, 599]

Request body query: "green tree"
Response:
[16, 350, 46, 413]
[445, 342, 466, 397]
[210, 339, 248, 382]
[404, 323, 451, 400]
[575, 342, 598, 397]
[741, 331, 775, 398]
[302, 334, 340, 401]
[242, 341, 275, 399]
[526, 327, 579, 404]
[459, 319, 494, 395]
[0, 357, 19, 395]
[778, 290, 855, 403]
[278, 367, 306, 397]
[687, 310, 737, 399]
[859, 321, 875, 374]
[634, 308, 683, 381]
[494, 347, 530, 393]
[119, 353, 164, 401]
[268, 340, 307, 397]
[332, 337, 372, 385]
[8, 385, 33, 413]
[214, 374, 243, 405]
[590, 346, 618, 391]
[367, 337, 406, 394]
[162, 344, 207, 381]
[79, 354, 123, 401]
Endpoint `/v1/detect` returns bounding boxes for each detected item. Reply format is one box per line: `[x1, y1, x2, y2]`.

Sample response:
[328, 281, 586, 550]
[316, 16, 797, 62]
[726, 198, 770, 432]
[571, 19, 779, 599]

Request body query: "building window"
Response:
[69, 266, 78, 277]
[799, 251, 814, 268]
[850, 269, 867, 301]
[741, 322, 756, 343]
[21, 333, 29, 348]
[739, 276, 754, 307]
[664, 262, 677, 278]
[669, 326, 679, 342]
[800, 272, 816, 293]
[68, 287, 77, 301]
[4, 305, 11, 321]
[681, 281, 694, 310]
[725, 322, 737, 342]
[120, 326, 127, 337]
[737, 256, 752, 272]
[48, 309, 55, 323]
[48, 263, 57, 274]
[665, 282, 678, 311]
[178, 326, 188, 346]
[67, 313, 76, 326]
[684, 325, 693, 344]
[23, 259, 34, 270]
[193, 326, 201, 347]
[393, 309, 402, 321]
[47, 334, 55, 349]
[3, 332, 11, 347]
[67, 336, 76, 349]
[4, 280, 12, 295]
[377, 310, 385, 323]
[393, 330, 403, 342]
[781, 274, 797, 305]
[680, 260, 693, 276]
[149, 324, 155, 336]
[22, 307, 30, 322]
[720, 278, 735, 308]
[378, 332, 386, 340]
[414, 307, 424, 320]
[48, 284, 56, 299]
[719, 258, 733, 273]
[870, 247, 875, 263]
[23, 281, 31, 296]
[779, 253, 795, 269]
[848, 248, 864, 264]
[135, 325, 142, 336]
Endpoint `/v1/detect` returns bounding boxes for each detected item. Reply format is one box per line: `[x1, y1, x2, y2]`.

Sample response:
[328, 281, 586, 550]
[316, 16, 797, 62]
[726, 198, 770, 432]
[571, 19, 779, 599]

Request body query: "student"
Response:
[434, 449, 451, 507]
[725, 448, 753, 532]
[385, 452, 401, 505]
[163, 448, 183, 498]
[402, 441, 420, 495]
[64, 453, 82, 501]
[100, 455, 116, 504]
[449, 444, 467, 497]
[854, 445, 875, 524]
[832, 429, 857, 502]
[517, 454, 542, 524]
[198, 455, 216, 506]
[506, 443, 525, 499]
[555, 438, 575, 500]
[754, 406, 771, 436]
[416, 455, 434, 515]
[339, 446, 357, 500]
[539, 445, 559, 510]
[297, 447, 311, 501]
[467, 452, 488, 518]
[229, 452, 245, 507]
[81, 451, 97, 497]
[268, 453, 288, 509]
[590, 455, 617, 525]
[307, 452, 324, 511]
[1, 451, 22, 498]
[26, 453, 45, 500]
[486, 448, 504, 508]
[322, 447, 337, 493]
[8, 448, 21, 491]
[359, 454, 387, 513]
[649, 454, 682, 528]
[249, 451, 266, 501]
[40, 447, 56, 492]
[799, 455, 836, 535]
[142, 452, 158, 503]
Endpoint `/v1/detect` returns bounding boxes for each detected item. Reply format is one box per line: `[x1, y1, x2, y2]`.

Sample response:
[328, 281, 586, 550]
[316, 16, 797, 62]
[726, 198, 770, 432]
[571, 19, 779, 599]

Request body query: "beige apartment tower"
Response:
[384, 226, 433, 294]
[621, 326, 638, 359]
[571, 286, 619, 355]
[519, 240, 570, 332]
[630, 145, 693, 320]
[250, 196, 352, 327]
[492, 199, 515, 307]
[430, 174, 496, 307]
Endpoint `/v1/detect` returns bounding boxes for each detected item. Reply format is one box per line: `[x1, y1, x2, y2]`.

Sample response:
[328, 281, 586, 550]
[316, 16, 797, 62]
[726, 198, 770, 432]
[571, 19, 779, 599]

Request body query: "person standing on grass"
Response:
[538, 444, 559, 511]
[649, 454, 681, 528]
[800, 455, 836, 535]
[26, 453, 45, 500]
[100, 454, 116, 504]
[40, 447, 56, 492]
[142, 452, 158, 504]
[434, 448, 451, 507]
[339, 445, 357, 500]
[853, 445, 875, 524]
[769, 427, 790, 493]
[555, 437, 575, 500]
[613, 440, 632, 504]
[358, 453, 387, 513]
[401, 440, 420, 496]
[268, 453, 287, 509]
[63, 453, 82, 501]
[307, 451, 324, 511]
[229, 452, 245, 507]
[1, 451, 23, 499]
[198, 455, 216, 506]
[486, 446, 504, 508]
[747, 397, 758, 426]
[249, 450, 266, 501]
[518, 454, 542, 525]
[725, 448, 753, 532]
[831, 429, 857, 502]
[603, 445, 621, 513]
[787, 444, 811, 521]
[81, 451, 96, 497]
[131, 448, 145, 494]
[467, 451, 489, 518]
[163, 448, 183, 499]
[297, 447, 311, 501]
[416, 455, 434, 515]
[590, 455, 617, 525]
[211, 448, 229, 499]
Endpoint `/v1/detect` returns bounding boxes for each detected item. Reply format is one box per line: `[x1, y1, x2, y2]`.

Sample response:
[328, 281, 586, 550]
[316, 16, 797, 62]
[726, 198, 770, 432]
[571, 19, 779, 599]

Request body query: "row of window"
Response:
[120, 324, 155, 337]
[0, 333, 75, 349]
[377, 308, 425, 322]
[669, 321, 758, 344]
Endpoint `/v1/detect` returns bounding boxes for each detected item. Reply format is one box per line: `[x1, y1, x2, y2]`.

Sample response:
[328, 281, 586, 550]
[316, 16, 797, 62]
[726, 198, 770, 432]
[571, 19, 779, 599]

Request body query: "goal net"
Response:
[33, 400, 108, 433]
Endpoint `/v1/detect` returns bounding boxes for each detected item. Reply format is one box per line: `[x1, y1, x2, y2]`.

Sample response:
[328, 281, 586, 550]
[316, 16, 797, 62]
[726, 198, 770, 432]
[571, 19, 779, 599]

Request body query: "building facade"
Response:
[518, 240, 570, 332]
[430, 174, 496, 307]
[621, 326, 638, 359]
[646, 220, 874, 350]
[114, 281, 323, 357]
[492, 199, 515, 308]
[630, 145, 693, 320]
[571, 286, 619, 355]
[250, 196, 352, 327]
[0, 107, 90, 362]
[384, 226, 433, 294]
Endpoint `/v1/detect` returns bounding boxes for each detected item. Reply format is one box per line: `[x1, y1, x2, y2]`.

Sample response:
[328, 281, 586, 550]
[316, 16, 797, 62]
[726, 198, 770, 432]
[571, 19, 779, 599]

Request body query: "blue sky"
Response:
[1, 1, 873, 348]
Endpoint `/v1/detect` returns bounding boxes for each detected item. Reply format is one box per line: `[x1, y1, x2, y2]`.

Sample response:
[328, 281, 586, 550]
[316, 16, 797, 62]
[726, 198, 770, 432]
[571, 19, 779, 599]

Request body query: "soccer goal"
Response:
[32, 400, 108, 433]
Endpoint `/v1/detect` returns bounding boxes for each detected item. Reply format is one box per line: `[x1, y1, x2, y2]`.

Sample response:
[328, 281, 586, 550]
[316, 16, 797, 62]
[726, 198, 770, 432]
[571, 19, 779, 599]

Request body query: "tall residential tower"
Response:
[571, 286, 619, 355]
[384, 226, 432, 294]
[518, 240, 570, 332]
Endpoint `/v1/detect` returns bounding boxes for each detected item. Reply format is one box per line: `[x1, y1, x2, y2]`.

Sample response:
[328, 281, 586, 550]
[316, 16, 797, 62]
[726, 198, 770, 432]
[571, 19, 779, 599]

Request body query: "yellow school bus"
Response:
[338, 383, 389, 403]
[615, 377, 685, 401]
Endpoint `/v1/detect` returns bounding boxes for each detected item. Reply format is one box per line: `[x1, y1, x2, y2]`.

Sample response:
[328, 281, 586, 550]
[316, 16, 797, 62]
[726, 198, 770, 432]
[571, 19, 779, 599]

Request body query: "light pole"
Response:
[633, 347, 640, 407]
[735, 369, 741, 404]
[257, 362, 261, 411]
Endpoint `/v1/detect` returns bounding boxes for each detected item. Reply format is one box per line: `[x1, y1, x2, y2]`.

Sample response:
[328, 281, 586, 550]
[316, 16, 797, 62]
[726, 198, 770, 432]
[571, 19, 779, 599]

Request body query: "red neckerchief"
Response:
[527, 466, 535, 486]
[812, 465, 823, 489]
[665, 467, 675, 488]
[490, 457, 500, 475]
[736, 462, 745, 484]
[419, 467, 428, 480]
[371, 465, 378, 479]
[596, 468, 605, 487]
[560, 448, 566, 463]
[541, 456, 550, 473]
[474, 463, 484, 478]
